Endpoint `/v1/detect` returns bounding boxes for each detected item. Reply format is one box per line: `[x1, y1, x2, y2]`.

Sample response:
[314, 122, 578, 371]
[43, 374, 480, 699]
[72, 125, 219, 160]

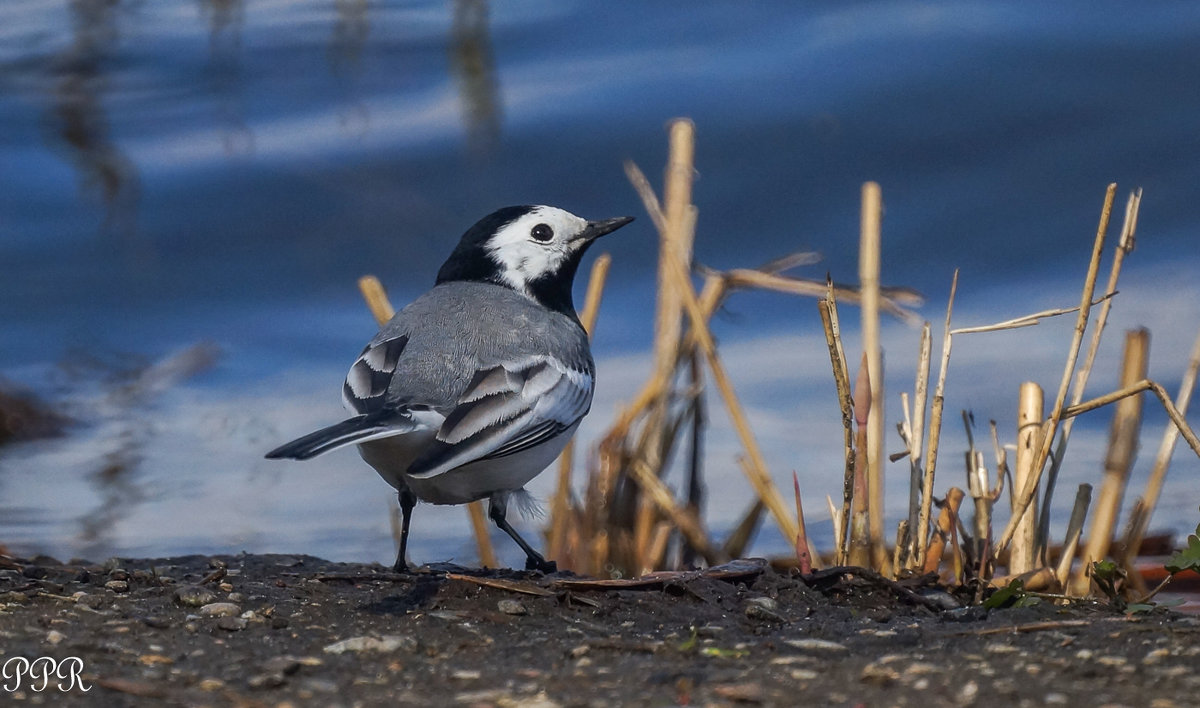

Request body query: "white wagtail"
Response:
[266, 205, 633, 573]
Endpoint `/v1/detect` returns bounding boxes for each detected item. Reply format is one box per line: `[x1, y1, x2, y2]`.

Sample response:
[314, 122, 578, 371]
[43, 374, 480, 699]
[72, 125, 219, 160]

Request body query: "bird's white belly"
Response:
[356, 421, 579, 506]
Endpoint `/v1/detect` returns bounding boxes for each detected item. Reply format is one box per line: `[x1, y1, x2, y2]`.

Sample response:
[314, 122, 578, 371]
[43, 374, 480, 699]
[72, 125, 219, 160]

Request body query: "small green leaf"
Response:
[984, 579, 1025, 609]
[1124, 603, 1155, 615]
[1165, 533, 1200, 575]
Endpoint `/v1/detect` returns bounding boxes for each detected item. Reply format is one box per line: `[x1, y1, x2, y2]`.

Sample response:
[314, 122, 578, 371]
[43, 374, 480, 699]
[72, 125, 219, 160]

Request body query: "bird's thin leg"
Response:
[394, 489, 417, 573]
[488, 496, 556, 573]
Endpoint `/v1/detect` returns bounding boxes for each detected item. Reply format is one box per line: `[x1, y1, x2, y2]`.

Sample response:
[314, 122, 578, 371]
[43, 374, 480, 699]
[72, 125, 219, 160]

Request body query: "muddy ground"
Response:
[1, 553, 1197, 707]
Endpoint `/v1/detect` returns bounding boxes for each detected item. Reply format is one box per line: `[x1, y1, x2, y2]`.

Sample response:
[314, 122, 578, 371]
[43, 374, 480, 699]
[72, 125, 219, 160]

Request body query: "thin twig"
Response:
[916, 270, 958, 569]
[998, 184, 1118, 554]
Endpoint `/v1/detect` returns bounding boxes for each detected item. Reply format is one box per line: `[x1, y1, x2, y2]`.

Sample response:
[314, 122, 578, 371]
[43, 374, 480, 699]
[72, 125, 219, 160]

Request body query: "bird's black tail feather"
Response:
[265, 413, 407, 460]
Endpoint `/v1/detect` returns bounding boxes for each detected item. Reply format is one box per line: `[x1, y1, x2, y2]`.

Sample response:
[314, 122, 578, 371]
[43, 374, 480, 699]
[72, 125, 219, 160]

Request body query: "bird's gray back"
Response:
[367, 281, 593, 413]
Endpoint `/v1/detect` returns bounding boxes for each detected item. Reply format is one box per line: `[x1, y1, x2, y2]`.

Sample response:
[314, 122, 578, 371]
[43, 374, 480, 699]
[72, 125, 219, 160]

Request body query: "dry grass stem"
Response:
[722, 499, 765, 559]
[627, 459, 720, 565]
[1120, 327, 1200, 568]
[719, 269, 922, 325]
[916, 269, 958, 569]
[819, 283, 856, 565]
[948, 294, 1116, 335]
[792, 471, 813, 573]
[904, 323, 932, 567]
[1010, 382, 1043, 574]
[859, 181, 887, 572]
[1071, 329, 1149, 595]
[1055, 484, 1093, 588]
[1036, 187, 1141, 558]
[849, 353, 872, 568]
[998, 183, 1118, 555]
[923, 487, 965, 574]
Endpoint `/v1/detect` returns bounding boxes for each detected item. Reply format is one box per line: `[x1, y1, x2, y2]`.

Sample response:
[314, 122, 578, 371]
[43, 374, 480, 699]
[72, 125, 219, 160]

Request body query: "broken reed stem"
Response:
[916, 270, 958, 569]
[720, 268, 922, 325]
[998, 183, 1118, 555]
[819, 283, 856, 566]
[1037, 187, 1140, 560]
[1055, 484, 1093, 588]
[924, 487, 965, 574]
[1010, 382, 1044, 575]
[1059, 379, 1200, 458]
[722, 499, 765, 559]
[905, 323, 932, 568]
[849, 354, 872, 568]
[1121, 327, 1200, 567]
[357, 274, 500, 566]
[1071, 328, 1149, 595]
[627, 459, 720, 565]
[548, 254, 611, 564]
[947, 295, 1114, 335]
[859, 182, 887, 573]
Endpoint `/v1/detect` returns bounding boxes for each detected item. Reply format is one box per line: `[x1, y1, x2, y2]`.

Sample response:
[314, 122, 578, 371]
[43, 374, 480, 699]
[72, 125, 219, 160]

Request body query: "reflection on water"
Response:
[451, 0, 500, 153]
[200, 0, 253, 155]
[45, 0, 140, 237]
[330, 0, 371, 134]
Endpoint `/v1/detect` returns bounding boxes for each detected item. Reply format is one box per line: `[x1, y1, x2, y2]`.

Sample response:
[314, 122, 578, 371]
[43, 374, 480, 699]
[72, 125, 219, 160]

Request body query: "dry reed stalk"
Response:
[641, 521, 673, 576]
[904, 323, 932, 568]
[547, 254, 611, 564]
[947, 297, 1113, 336]
[1057, 380, 1200, 458]
[627, 459, 720, 564]
[719, 269, 922, 325]
[792, 472, 813, 573]
[650, 120, 696, 383]
[1120, 328, 1200, 568]
[990, 567, 1058, 592]
[357, 275, 501, 565]
[1055, 484, 1093, 588]
[915, 270, 959, 569]
[1070, 328, 1149, 595]
[849, 354, 873, 567]
[923, 486, 965, 574]
[998, 184, 1118, 555]
[722, 499, 765, 559]
[819, 286, 856, 565]
[1036, 188, 1141, 559]
[1010, 382, 1044, 575]
[967, 450, 992, 563]
[859, 182, 887, 573]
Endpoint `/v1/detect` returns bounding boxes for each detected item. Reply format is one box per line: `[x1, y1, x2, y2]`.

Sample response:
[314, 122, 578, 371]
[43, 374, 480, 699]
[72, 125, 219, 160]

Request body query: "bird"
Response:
[265, 205, 634, 573]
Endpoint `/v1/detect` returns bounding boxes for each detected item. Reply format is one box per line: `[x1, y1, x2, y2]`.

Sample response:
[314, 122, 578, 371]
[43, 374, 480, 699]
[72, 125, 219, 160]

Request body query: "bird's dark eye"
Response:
[530, 223, 554, 242]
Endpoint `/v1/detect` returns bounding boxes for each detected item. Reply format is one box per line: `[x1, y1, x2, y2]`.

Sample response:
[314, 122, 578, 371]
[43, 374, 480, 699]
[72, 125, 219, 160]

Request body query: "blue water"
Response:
[2, 0, 1198, 566]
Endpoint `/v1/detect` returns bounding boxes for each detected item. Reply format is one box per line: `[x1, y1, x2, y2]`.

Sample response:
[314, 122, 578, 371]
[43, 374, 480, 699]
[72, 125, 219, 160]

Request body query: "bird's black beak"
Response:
[579, 215, 635, 243]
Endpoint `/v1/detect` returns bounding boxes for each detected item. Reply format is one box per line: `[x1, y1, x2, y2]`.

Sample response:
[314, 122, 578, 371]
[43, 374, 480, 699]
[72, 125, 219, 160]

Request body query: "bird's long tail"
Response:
[265, 413, 411, 460]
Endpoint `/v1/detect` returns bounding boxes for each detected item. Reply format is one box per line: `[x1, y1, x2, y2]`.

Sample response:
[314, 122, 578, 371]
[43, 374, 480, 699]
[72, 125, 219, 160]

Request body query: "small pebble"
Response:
[860, 662, 899, 685]
[21, 565, 48, 579]
[199, 602, 241, 618]
[46, 630, 67, 645]
[451, 669, 482, 680]
[141, 616, 172, 629]
[0, 591, 30, 604]
[271, 617, 290, 630]
[498, 599, 527, 615]
[74, 592, 105, 609]
[323, 635, 416, 654]
[783, 638, 847, 653]
[198, 678, 225, 691]
[175, 585, 218, 607]
[104, 580, 130, 593]
[217, 616, 247, 631]
[248, 673, 286, 690]
[108, 568, 130, 581]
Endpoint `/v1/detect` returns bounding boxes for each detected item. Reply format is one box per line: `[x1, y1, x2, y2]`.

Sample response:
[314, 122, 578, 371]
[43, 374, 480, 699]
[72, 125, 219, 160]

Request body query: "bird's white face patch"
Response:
[485, 206, 589, 294]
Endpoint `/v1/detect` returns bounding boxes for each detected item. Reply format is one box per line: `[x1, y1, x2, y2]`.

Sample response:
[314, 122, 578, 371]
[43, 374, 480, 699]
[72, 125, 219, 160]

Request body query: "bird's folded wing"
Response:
[405, 356, 592, 479]
[342, 335, 409, 414]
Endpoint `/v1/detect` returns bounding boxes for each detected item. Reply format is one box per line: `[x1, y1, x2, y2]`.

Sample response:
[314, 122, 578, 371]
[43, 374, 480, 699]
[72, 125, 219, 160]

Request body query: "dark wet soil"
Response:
[1, 553, 1197, 707]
